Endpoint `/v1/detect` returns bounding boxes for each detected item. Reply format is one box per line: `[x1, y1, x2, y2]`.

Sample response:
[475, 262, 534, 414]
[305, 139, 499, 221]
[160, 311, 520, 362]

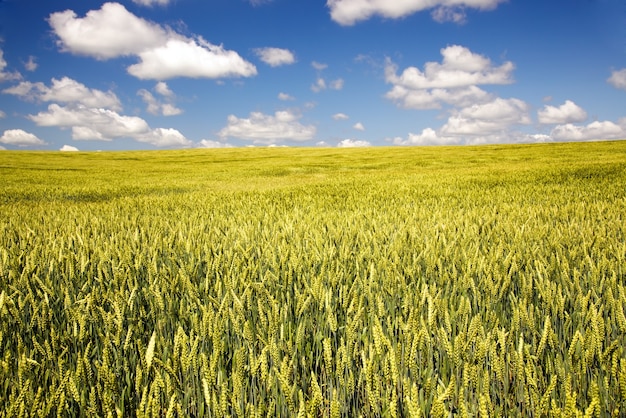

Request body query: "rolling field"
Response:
[1, 142, 626, 417]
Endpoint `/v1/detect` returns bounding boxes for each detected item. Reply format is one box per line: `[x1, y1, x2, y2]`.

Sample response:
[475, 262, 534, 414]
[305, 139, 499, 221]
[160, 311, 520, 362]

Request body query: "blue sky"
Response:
[0, 0, 625, 150]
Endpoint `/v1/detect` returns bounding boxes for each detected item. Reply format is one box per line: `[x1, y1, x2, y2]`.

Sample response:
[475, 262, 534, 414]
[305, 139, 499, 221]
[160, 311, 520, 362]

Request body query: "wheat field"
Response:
[1, 142, 625, 417]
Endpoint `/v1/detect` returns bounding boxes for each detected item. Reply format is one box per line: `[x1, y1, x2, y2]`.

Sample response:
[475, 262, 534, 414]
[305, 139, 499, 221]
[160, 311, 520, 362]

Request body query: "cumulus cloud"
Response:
[392, 128, 460, 146]
[48, 3, 169, 59]
[24, 56, 38, 72]
[128, 38, 257, 80]
[391, 98, 531, 146]
[311, 61, 328, 71]
[254, 47, 296, 67]
[3, 77, 122, 110]
[0, 50, 21, 82]
[353, 122, 365, 131]
[386, 45, 514, 89]
[538, 100, 587, 124]
[48, 2, 256, 80]
[311, 78, 326, 92]
[440, 98, 530, 136]
[385, 84, 492, 110]
[608, 69, 626, 91]
[327, 0, 505, 26]
[278, 92, 295, 101]
[338, 138, 371, 147]
[385, 45, 514, 109]
[332, 113, 349, 120]
[311, 77, 344, 92]
[393, 114, 626, 147]
[550, 120, 625, 142]
[198, 139, 234, 148]
[138, 89, 182, 116]
[0, 129, 46, 146]
[28, 104, 191, 146]
[431, 6, 468, 23]
[218, 110, 316, 144]
[60, 144, 79, 151]
[138, 128, 191, 147]
[154, 81, 174, 97]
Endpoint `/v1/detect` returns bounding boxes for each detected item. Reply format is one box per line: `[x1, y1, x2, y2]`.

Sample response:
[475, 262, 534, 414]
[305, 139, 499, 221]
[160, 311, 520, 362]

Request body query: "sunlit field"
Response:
[1, 142, 626, 417]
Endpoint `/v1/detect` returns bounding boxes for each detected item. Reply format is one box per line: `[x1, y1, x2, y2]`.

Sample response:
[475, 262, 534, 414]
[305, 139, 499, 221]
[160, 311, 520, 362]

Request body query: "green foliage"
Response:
[1, 142, 626, 416]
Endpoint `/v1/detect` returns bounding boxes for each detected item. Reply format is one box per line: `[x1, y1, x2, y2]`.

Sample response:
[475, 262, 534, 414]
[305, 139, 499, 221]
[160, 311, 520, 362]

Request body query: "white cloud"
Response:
[31, 104, 148, 138]
[441, 98, 530, 136]
[385, 45, 514, 109]
[254, 47, 296, 67]
[218, 110, 316, 144]
[538, 100, 587, 124]
[386, 45, 514, 90]
[4, 77, 122, 110]
[198, 139, 234, 148]
[392, 128, 460, 146]
[391, 98, 531, 146]
[0, 110, 5, 118]
[393, 115, 626, 147]
[278, 92, 295, 101]
[60, 144, 79, 151]
[330, 78, 344, 90]
[161, 103, 182, 116]
[327, 0, 505, 26]
[48, 3, 256, 80]
[311, 78, 326, 92]
[138, 89, 182, 116]
[311, 77, 344, 92]
[132, 0, 171, 6]
[28, 104, 191, 146]
[138, 89, 160, 115]
[312, 61, 328, 70]
[316, 141, 332, 147]
[0, 129, 46, 146]
[608, 69, 626, 91]
[24, 56, 38, 72]
[385, 84, 492, 109]
[0, 49, 21, 82]
[128, 38, 257, 80]
[0, 145, 5, 150]
[431, 6, 468, 23]
[137, 128, 190, 147]
[154, 81, 174, 97]
[332, 113, 349, 120]
[353, 122, 365, 131]
[337, 138, 371, 147]
[550, 120, 625, 142]
[48, 2, 169, 59]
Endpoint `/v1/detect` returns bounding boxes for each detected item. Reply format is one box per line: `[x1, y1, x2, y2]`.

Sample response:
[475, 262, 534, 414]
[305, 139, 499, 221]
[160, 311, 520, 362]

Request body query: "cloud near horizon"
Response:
[28, 104, 191, 147]
[0, 129, 46, 147]
[218, 110, 316, 145]
[538, 100, 587, 124]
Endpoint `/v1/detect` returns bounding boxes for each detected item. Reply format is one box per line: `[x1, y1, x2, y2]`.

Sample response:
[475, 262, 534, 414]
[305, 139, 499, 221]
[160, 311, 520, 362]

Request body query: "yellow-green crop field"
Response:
[1, 142, 626, 417]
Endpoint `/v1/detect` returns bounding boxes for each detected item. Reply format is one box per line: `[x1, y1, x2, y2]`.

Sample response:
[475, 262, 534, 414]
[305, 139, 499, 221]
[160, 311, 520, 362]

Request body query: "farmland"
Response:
[1, 142, 626, 417]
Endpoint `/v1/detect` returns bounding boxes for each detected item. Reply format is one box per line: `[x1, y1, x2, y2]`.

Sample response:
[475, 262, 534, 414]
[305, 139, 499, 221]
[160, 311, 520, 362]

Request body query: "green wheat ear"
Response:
[145, 331, 156, 370]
